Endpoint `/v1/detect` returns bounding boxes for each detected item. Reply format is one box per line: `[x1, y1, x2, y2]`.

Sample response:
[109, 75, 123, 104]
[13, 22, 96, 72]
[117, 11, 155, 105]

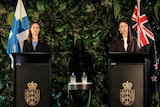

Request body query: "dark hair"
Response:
[118, 20, 134, 45]
[27, 22, 43, 43]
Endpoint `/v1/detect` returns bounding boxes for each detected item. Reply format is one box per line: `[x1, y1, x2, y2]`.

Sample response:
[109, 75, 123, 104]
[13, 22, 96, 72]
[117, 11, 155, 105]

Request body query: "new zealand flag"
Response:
[130, 0, 159, 106]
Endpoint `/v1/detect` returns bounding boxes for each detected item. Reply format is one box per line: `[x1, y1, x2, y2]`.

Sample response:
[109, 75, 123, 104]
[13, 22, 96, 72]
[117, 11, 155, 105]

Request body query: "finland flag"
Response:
[6, 0, 30, 68]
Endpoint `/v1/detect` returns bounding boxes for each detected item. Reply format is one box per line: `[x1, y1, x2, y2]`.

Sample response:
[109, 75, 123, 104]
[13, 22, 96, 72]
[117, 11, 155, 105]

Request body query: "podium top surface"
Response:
[108, 51, 148, 55]
[12, 52, 51, 55]
[108, 52, 148, 57]
[108, 52, 148, 63]
[12, 52, 51, 63]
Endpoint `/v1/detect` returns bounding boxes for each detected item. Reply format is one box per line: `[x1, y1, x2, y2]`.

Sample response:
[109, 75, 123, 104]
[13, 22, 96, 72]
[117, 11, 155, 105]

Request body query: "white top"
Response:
[123, 38, 128, 51]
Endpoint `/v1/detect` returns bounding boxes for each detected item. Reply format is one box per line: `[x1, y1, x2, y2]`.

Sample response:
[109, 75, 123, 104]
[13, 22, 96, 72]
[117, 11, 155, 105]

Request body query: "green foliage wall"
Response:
[0, 0, 160, 107]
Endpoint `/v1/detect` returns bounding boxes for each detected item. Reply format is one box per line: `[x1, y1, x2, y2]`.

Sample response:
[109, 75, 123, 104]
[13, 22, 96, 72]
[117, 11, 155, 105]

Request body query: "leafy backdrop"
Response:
[0, 0, 160, 107]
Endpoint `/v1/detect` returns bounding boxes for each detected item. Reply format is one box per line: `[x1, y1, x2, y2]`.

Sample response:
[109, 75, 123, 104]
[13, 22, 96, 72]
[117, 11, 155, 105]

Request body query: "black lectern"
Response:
[108, 52, 148, 107]
[13, 52, 52, 107]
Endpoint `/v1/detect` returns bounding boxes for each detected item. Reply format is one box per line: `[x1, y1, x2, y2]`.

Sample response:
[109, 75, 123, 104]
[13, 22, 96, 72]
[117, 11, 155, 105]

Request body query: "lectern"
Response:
[13, 52, 52, 107]
[108, 52, 148, 107]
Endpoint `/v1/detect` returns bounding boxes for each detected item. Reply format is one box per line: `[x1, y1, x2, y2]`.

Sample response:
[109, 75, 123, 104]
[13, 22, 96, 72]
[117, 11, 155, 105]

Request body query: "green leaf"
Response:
[36, 1, 47, 12]
[7, 12, 14, 26]
[154, 0, 160, 21]
[55, 24, 68, 33]
[58, 3, 67, 12]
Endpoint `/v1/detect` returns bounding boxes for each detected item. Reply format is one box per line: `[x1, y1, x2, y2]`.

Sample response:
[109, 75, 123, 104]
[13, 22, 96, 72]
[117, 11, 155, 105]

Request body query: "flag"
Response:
[130, 0, 159, 106]
[6, 0, 30, 68]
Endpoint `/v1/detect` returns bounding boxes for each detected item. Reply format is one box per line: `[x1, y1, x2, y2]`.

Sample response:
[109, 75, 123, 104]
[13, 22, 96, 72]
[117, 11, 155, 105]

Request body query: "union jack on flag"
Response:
[131, 0, 154, 49]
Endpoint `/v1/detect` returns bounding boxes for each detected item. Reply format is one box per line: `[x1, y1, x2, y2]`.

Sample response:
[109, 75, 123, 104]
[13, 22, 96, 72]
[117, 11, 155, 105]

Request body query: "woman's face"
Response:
[119, 22, 129, 37]
[30, 23, 40, 36]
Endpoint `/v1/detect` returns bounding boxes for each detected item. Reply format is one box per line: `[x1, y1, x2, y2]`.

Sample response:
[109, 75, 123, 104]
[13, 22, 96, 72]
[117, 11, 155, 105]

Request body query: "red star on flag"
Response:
[151, 75, 157, 82]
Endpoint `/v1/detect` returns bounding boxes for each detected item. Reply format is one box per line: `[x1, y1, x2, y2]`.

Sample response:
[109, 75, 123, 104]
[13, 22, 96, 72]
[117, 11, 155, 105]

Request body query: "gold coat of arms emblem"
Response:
[25, 81, 40, 106]
[120, 81, 135, 106]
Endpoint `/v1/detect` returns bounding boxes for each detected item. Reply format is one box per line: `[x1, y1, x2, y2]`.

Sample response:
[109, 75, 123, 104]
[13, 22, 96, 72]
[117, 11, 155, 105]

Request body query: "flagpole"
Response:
[20, 0, 22, 22]
[19, 0, 22, 50]
[137, 0, 141, 48]
[15, 0, 22, 53]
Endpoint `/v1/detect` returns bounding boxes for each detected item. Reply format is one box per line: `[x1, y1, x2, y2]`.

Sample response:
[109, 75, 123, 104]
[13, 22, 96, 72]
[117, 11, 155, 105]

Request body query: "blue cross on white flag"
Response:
[6, 0, 30, 68]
